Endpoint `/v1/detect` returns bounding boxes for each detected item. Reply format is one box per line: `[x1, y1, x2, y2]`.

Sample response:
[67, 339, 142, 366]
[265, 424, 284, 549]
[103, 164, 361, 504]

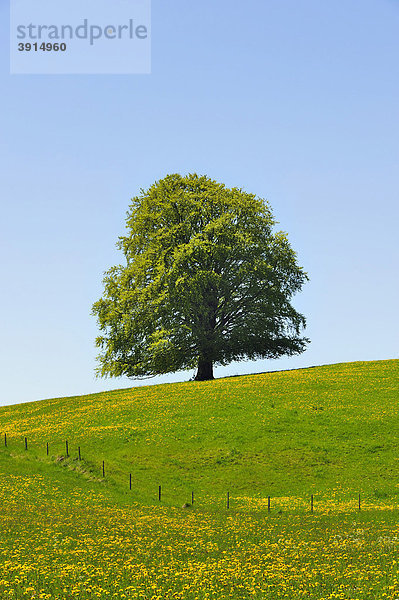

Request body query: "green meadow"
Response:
[0, 359, 399, 599]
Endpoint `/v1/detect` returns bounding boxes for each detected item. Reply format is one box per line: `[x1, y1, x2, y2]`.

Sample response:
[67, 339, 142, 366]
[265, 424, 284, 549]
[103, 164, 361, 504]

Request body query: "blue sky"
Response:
[0, 0, 398, 406]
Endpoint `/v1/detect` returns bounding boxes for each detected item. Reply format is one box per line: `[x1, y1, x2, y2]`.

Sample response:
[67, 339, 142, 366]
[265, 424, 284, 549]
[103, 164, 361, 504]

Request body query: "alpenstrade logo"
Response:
[16, 19, 148, 46]
[10, 0, 151, 74]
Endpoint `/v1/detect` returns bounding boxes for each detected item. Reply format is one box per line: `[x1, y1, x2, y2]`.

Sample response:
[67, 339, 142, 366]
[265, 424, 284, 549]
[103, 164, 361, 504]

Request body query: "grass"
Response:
[0, 359, 398, 599]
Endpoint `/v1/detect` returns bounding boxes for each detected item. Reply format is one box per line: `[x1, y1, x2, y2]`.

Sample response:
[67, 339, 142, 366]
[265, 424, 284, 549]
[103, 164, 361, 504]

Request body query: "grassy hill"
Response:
[1, 358, 398, 507]
[1, 359, 399, 600]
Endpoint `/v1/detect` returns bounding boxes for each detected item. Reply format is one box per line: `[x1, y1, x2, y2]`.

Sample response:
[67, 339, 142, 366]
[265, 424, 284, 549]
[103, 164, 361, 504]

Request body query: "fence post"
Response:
[268, 496, 271, 513]
[129, 473, 132, 490]
[358, 492, 361, 512]
[227, 491, 230, 509]
[4, 433, 7, 447]
[25, 437, 27, 450]
[78, 447, 81, 461]
[192, 491, 194, 505]
[102, 461, 105, 478]
[158, 485, 161, 501]
[66, 440, 69, 457]
[46, 442, 49, 456]
[311, 494, 314, 513]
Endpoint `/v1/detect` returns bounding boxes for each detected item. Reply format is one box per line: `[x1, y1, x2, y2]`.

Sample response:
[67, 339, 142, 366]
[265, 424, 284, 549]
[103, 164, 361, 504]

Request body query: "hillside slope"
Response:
[1, 359, 398, 506]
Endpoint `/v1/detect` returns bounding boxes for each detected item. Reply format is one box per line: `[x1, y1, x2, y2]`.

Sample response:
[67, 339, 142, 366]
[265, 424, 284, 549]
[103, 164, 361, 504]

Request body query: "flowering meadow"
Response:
[0, 359, 398, 599]
[1, 472, 399, 600]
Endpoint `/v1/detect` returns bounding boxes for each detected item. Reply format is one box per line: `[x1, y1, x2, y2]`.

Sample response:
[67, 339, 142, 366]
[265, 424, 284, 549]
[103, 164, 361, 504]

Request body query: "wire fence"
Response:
[2, 431, 395, 514]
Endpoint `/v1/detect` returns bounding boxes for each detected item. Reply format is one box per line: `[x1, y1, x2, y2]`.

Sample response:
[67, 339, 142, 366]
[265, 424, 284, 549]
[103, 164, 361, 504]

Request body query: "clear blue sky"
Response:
[1, 0, 398, 406]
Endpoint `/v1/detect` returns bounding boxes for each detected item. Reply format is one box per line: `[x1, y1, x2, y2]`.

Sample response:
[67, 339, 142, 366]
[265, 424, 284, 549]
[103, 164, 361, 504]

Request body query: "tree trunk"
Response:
[194, 357, 214, 381]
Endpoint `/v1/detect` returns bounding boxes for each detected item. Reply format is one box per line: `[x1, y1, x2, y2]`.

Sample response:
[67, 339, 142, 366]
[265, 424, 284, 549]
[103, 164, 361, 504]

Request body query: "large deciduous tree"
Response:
[92, 173, 309, 381]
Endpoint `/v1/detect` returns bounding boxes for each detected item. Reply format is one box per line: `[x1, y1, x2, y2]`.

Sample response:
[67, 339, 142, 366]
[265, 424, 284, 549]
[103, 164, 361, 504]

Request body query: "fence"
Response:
[0, 432, 378, 514]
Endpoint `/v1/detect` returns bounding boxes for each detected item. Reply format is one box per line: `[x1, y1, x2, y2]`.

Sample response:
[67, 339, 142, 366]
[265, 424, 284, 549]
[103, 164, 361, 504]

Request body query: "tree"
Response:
[92, 173, 309, 381]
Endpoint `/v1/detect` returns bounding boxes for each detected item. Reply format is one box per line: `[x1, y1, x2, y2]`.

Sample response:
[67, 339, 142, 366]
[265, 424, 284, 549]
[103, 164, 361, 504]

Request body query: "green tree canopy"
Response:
[92, 173, 309, 381]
